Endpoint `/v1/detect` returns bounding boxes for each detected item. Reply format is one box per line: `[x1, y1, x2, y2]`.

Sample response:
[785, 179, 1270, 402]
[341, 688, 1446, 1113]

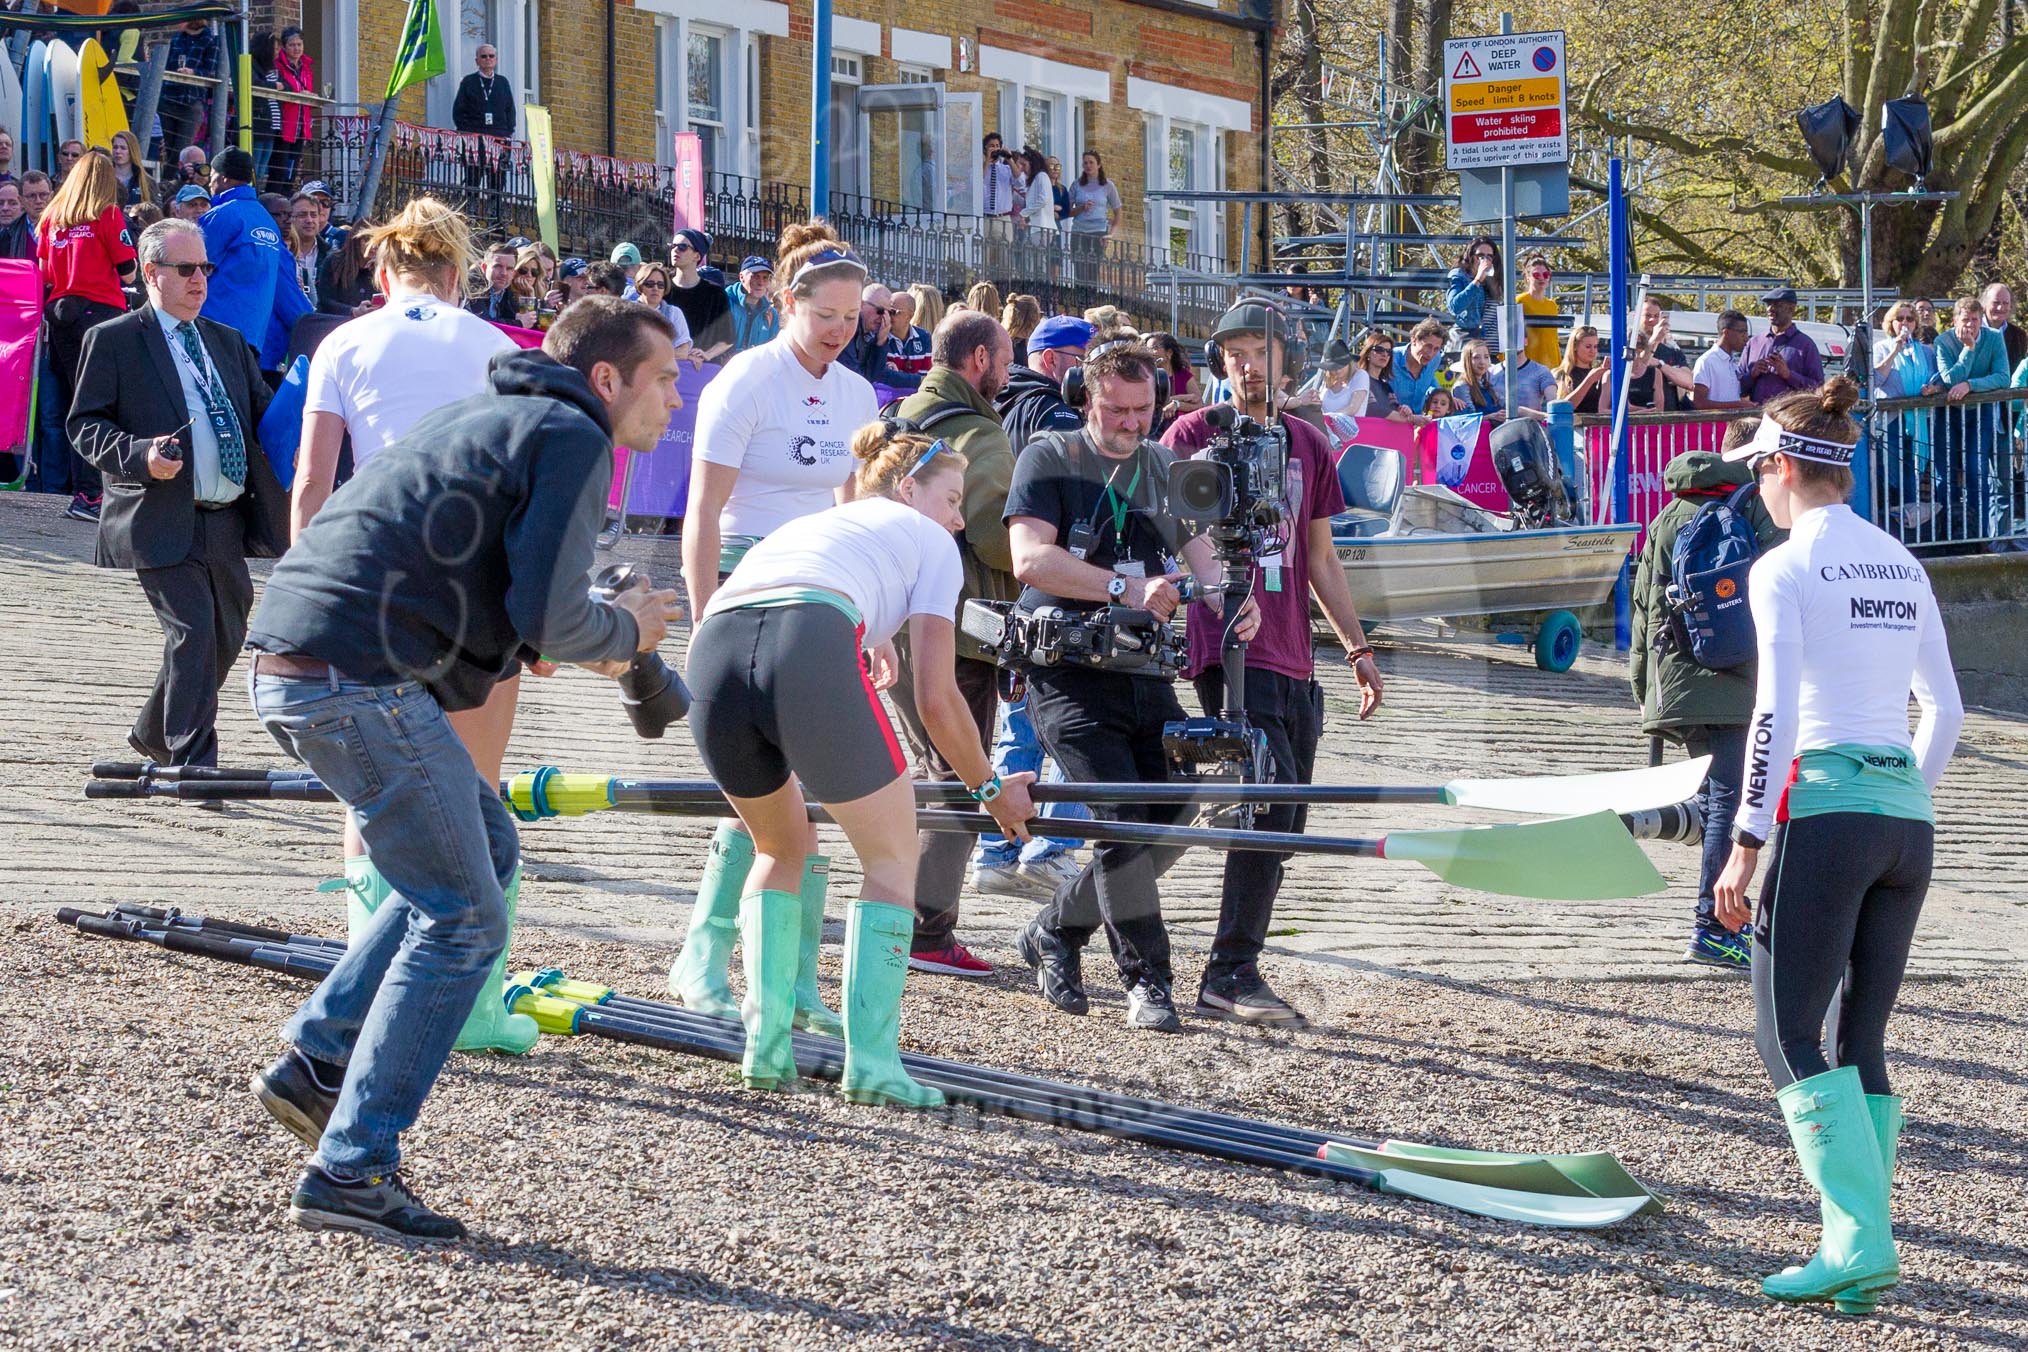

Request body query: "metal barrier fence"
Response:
[270, 121, 1226, 333]
[1573, 388, 2028, 554]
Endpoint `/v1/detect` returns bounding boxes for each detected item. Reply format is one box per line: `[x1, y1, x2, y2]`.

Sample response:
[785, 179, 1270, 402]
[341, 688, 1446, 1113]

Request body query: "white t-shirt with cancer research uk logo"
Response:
[303, 294, 517, 467]
[694, 334, 881, 539]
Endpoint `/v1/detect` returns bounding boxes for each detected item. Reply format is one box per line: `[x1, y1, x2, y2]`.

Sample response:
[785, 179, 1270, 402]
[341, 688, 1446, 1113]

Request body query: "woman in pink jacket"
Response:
[269, 28, 316, 192]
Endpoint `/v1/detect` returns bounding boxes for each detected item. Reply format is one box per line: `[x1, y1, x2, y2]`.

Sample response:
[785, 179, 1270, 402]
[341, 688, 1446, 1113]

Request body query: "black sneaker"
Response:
[288, 1165, 467, 1241]
[1125, 979, 1183, 1033]
[1196, 966, 1310, 1029]
[251, 1049, 342, 1149]
[126, 731, 171, 765]
[64, 493, 101, 522]
[1015, 917, 1089, 1016]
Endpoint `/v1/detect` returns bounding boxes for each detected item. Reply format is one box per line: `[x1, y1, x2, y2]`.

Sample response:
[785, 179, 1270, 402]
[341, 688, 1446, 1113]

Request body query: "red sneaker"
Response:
[907, 942, 994, 977]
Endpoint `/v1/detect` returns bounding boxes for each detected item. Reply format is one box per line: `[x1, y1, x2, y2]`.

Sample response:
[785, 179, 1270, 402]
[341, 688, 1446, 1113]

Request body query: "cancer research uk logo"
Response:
[788, 434, 818, 465]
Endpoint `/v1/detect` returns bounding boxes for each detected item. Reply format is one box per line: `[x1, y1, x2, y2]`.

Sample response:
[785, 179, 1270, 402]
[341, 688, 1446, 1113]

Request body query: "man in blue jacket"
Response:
[1935, 294, 2017, 548]
[198, 149, 281, 356]
[243, 296, 682, 1241]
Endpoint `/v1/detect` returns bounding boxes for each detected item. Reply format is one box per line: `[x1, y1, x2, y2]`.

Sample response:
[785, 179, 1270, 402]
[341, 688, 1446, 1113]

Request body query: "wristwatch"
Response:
[968, 775, 1004, 804]
[1731, 827, 1765, 850]
[1106, 575, 1129, 602]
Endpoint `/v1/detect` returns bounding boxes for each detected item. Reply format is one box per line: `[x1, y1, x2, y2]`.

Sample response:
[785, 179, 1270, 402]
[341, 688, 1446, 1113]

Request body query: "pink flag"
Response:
[0, 261, 40, 473]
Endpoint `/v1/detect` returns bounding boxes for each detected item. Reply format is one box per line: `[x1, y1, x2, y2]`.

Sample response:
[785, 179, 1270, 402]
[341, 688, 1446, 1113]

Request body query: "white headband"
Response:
[788, 248, 868, 289]
[1722, 414, 1855, 469]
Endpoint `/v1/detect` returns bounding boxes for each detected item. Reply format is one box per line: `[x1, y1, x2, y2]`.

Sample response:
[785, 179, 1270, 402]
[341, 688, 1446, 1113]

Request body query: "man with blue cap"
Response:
[998, 315, 1092, 456]
[726, 255, 779, 353]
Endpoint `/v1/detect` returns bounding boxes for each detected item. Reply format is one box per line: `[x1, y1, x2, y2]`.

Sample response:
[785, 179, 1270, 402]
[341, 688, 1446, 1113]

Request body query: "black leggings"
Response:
[687, 602, 906, 805]
[1752, 812, 1934, 1095]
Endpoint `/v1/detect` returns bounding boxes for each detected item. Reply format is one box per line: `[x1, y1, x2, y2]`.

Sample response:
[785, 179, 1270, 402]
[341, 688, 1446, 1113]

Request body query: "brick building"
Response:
[266, 0, 1267, 266]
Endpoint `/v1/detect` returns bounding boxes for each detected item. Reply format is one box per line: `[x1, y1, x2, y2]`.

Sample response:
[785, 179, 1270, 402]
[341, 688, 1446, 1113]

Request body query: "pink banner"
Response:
[609, 362, 719, 518]
[0, 260, 39, 470]
[670, 133, 704, 238]
[1322, 414, 1506, 509]
[1583, 418, 1729, 544]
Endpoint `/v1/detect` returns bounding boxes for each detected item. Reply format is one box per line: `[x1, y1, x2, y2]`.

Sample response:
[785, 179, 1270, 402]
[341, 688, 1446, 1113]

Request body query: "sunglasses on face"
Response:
[671, 242, 694, 255]
[159, 262, 217, 278]
[516, 265, 538, 275]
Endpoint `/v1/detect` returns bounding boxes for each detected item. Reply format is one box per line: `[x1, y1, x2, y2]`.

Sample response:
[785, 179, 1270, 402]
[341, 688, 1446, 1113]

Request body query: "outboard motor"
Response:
[1490, 418, 1576, 528]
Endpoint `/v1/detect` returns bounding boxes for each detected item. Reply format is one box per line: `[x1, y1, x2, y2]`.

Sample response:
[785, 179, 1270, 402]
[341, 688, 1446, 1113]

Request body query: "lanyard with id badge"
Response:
[1068, 446, 1156, 581]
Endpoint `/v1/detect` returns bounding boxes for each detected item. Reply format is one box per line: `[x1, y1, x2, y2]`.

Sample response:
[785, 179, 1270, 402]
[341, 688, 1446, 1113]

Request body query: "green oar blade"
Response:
[1380, 811, 1667, 900]
[1371, 1169, 1653, 1229]
[1321, 1142, 1593, 1197]
[1373, 1141, 1665, 1215]
[1446, 756, 1711, 816]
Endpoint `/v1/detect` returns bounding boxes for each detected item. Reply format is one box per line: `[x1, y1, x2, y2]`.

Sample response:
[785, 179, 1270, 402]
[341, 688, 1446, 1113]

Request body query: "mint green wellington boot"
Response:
[791, 855, 844, 1037]
[1762, 1066, 1899, 1310]
[667, 823, 753, 1016]
[839, 901, 944, 1109]
[737, 890, 802, 1090]
[344, 857, 538, 1055]
[1829, 1094, 1905, 1315]
[453, 867, 540, 1054]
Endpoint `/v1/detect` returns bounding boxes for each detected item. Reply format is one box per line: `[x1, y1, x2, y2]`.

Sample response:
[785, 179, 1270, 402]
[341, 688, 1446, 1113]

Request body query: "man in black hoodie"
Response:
[997, 315, 1092, 455]
[242, 297, 681, 1242]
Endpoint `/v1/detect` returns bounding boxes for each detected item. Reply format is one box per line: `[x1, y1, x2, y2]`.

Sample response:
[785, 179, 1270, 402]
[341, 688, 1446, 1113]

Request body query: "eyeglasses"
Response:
[158, 262, 217, 278]
[1474, 250, 1497, 261]
[906, 438, 951, 479]
[516, 265, 539, 275]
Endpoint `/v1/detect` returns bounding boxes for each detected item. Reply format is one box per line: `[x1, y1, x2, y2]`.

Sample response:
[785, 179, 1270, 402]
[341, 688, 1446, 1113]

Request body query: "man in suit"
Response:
[69, 218, 288, 769]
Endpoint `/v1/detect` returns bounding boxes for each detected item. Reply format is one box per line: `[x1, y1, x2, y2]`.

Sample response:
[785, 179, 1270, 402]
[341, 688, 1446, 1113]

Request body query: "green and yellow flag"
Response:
[386, 0, 446, 101]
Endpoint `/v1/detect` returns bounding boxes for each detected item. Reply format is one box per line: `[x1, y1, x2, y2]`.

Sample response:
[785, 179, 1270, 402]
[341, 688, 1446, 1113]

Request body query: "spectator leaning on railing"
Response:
[1741, 287, 1823, 404]
[1934, 295, 2019, 550]
[1693, 310, 1756, 411]
[1390, 318, 1447, 422]
[1983, 282, 2027, 371]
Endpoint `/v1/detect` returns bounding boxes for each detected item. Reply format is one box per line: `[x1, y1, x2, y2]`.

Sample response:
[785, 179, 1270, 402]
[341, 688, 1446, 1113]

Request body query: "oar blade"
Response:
[1374, 1169, 1654, 1228]
[1373, 1140, 1665, 1214]
[1381, 811, 1667, 900]
[1447, 757, 1711, 816]
[1320, 1142, 1593, 1197]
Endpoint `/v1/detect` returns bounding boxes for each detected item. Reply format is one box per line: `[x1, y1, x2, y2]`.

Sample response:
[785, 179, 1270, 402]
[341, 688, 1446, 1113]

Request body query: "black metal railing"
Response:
[273, 119, 1230, 333]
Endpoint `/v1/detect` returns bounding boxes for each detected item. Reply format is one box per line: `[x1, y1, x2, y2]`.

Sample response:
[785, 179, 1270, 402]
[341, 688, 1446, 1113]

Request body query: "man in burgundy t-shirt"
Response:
[1159, 304, 1384, 1026]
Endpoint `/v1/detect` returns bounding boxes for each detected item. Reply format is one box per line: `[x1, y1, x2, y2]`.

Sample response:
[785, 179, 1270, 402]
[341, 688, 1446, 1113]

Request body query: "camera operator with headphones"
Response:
[1161, 301, 1383, 1028]
[1005, 341, 1260, 1032]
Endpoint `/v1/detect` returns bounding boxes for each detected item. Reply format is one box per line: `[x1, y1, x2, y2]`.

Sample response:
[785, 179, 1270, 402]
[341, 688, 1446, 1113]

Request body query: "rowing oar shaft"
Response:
[57, 912, 1381, 1188]
[89, 762, 316, 783]
[603, 778, 1439, 810]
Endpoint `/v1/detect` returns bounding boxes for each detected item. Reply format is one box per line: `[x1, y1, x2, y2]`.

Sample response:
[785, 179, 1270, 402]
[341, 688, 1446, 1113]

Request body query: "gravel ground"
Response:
[4, 908, 2024, 1351]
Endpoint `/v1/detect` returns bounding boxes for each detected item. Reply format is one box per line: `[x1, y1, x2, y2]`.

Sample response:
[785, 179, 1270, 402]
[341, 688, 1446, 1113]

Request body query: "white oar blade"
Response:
[1447, 757, 1712, 816]
[1376, 1169, 1653, 1229]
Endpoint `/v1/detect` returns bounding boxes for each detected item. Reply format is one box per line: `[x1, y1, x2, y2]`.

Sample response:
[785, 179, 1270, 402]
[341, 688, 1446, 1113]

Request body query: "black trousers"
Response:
[884, 643, 1000, 948]
[133, 507, 254, 768]
[1192, 667, 1324, 977]
[1752, 812, 1933, 1096]
[1027, 664, 1189, 989]
[45, 296, 124, 498]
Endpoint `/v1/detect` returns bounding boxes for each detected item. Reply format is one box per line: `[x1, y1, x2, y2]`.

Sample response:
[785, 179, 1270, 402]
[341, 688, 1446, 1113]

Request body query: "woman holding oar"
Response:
[687, 424, 1035, 1104]
[1714, 375, 1963, 1315]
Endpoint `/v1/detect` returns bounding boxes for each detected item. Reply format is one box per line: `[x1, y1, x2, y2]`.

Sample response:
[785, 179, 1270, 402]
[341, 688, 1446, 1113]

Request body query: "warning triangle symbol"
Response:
[1452, 51, 1482, 79]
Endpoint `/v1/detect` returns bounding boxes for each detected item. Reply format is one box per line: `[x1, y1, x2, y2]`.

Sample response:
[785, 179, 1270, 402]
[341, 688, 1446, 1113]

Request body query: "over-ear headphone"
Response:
[1204, 300, 1307, 382]
[1062, 337, 1172, 410]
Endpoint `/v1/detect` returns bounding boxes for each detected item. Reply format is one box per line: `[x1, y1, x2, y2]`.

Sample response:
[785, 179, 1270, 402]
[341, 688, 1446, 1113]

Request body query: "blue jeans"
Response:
[1681, 724, 1747, 930]
[31, 351, 71, 496]
[975, 694, 1089, 865]
[252, 669, 517, 1178]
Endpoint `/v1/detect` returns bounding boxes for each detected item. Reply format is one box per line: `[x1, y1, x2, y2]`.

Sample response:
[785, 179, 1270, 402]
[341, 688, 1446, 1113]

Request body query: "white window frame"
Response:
[980, 45, 1105, 166]
[634, 0, 785, 174]
[1144, 113, 1226, 264]
[685, 24, 730, 177]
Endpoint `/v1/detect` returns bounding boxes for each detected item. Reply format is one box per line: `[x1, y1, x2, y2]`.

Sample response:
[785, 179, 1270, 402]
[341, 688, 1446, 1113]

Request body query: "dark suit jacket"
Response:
[69, 306, 288, 571]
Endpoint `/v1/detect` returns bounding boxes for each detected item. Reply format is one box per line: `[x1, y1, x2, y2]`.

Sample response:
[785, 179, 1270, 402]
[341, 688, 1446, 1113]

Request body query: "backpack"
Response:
[1664, 483, 1763, 670]
[877, 396, 975, 435]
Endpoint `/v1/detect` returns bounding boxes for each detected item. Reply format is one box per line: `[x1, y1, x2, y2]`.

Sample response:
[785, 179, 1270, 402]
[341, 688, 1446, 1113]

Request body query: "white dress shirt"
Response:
[154, 307, 242, 505]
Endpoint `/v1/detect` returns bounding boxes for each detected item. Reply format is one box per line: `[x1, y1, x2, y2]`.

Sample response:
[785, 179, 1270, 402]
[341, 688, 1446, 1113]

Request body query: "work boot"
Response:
[1761, 1066, 1899, 1312]
[737, 889, 801, 1090]
[667, 822, 752, 1017]
[1812, 1094, 1905, 1315]
[344, 857, 537, 1055]
[791, 855, 844, 1037]
[839, 900, 944, 1109]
